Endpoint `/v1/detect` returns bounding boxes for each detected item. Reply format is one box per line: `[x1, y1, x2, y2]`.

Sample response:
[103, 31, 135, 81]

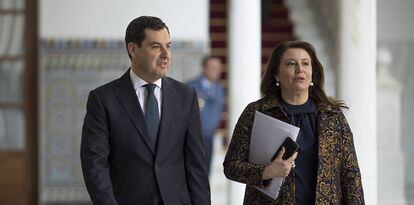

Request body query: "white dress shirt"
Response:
[130, 69, 162, 118]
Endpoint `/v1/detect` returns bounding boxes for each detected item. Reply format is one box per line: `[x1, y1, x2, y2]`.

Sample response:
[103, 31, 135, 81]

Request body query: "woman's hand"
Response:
[262, 147, 298, 180]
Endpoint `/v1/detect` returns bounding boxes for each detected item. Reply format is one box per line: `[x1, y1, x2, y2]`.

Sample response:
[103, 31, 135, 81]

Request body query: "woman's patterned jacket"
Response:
[223, 96, 364, 205]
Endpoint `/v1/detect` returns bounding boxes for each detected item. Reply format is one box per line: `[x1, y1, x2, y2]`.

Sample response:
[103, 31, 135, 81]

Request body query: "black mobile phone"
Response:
[271, 137, 299, 161]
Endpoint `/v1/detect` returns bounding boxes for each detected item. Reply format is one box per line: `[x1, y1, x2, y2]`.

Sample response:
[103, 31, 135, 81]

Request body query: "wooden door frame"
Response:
[25, 0, 38, 204]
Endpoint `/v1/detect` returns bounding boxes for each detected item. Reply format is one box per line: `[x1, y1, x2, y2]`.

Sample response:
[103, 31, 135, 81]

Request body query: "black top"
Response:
[281, 98, 318, 205]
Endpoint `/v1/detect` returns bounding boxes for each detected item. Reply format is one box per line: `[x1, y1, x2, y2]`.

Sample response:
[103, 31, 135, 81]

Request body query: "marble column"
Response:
[377, 47, 406, 205]
[337, 0, 377, 204]
[227, 0, 261, 204]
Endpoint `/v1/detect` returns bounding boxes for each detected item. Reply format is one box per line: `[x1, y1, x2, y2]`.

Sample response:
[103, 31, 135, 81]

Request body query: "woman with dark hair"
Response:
[223, 41, 364, 204]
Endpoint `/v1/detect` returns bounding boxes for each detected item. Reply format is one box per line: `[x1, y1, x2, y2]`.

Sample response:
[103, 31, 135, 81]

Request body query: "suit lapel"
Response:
[155, 78, 175, 159]
[114, 70, 155, 154]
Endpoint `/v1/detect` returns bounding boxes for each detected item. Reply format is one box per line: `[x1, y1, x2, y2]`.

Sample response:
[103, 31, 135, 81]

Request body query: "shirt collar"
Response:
[261, 95, 340, 114]
[280, 98, 317, 115]
[201, 76, 213, 88]
[130, 68, 162, 90]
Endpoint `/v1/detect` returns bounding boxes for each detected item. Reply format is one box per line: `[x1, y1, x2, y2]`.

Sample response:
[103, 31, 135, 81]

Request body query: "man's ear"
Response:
[127, 42, 137, 57]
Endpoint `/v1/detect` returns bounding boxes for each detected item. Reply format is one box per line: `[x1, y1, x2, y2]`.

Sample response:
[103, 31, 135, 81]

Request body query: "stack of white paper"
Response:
[248, 111, 300, 199]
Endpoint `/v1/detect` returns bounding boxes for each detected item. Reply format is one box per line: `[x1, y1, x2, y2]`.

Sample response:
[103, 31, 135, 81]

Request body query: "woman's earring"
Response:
[310, 82, 314, 86]
[275, 81, 280, 86]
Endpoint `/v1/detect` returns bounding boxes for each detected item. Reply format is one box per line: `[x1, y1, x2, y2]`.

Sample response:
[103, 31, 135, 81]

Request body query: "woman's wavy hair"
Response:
[260, 40, 347, 108]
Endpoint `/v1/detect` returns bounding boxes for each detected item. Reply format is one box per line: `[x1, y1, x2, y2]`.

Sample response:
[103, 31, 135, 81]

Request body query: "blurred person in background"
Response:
[187, 56, 225, 176]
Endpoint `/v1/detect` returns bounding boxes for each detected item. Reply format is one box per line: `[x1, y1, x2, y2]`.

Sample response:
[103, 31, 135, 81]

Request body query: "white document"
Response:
[248, 111, 300, 200]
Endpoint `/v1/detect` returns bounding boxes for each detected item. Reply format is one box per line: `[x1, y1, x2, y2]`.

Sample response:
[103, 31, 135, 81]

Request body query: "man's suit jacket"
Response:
[81, 70, 211, 205]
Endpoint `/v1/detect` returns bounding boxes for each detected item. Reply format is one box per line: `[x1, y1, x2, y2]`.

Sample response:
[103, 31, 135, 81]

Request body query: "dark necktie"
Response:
[143, 84, 160, 147]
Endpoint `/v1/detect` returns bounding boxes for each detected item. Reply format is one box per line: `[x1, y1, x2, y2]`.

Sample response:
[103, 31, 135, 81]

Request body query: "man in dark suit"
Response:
[187, 56, 224, 176]
[80, 16, 210, 205]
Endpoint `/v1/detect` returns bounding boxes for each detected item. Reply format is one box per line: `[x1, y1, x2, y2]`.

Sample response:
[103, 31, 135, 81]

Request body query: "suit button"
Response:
[155, 165, 160, 171]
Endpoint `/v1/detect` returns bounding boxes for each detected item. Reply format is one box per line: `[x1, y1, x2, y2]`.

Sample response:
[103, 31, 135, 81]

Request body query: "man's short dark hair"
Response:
[125, 16, 170, 58]
[201, 56, 220, 68]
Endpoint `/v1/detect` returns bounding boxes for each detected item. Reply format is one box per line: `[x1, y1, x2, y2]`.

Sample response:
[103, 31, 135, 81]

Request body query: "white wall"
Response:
[378, 0, 414, 203]
[378, 0, 414, 41]
[40, 0, 209, 42]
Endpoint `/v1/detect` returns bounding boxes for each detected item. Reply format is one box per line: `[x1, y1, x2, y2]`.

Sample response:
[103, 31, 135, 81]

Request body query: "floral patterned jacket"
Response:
[223, 97, 364, 204]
